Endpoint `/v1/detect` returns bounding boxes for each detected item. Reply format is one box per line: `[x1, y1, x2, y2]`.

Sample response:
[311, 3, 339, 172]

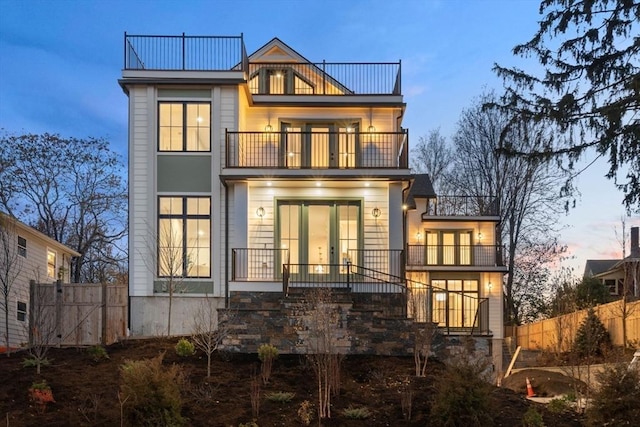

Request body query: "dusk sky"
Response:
[1, 0, 637, 275]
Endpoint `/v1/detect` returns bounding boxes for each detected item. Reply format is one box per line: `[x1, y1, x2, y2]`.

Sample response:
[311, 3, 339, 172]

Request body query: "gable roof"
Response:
[0, 212, 81, 257]
[404, 174, 436, 210]
[583, 259, 620, 278]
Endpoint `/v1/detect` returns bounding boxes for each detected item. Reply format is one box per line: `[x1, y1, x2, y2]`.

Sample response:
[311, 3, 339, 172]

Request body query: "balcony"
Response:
[421, 195, 500, 218]
[406, 244, 504, 268]
[124, 33, 246, 71]
[225, 130, 408, 169]
[248, 61, 401, 96]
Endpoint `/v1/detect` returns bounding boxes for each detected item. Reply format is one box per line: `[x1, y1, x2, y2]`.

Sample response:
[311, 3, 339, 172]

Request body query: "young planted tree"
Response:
[27, 280, 57, 374]
[0, 214, 23, 356]
[191, 298, 233, 378]
[493, 0, 640, 212]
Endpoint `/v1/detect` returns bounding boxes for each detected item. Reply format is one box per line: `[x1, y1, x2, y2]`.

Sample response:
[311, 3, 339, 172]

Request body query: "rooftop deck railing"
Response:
[406, 244, 504, 267]
[225, 130, 409, 169]
[248, 61, 401, 95]
[124, 33, 246, 71]
[421, 195, 500, 217]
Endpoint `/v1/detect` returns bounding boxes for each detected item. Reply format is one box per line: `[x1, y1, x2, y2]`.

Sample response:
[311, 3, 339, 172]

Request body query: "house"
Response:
[0, 212, 79, 352]
[584, 226, 640, 298]
[120, 35, 506, 370]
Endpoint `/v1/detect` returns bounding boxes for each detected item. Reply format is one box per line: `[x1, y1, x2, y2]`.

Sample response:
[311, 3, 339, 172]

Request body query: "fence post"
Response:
[101, 282, 108, 345]
[55, 280, 62, 347]
[29, 280, 35, 347]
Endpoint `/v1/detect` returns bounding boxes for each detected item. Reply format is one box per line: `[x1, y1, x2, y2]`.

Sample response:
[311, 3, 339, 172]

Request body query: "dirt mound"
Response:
[503, 369, 587, 397]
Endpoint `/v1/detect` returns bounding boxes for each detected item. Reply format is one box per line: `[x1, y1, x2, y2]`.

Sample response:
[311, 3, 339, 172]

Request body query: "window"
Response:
[432, 279, 479, 328]
[47, 249, 57, 279]
[17, 236, 26, 257]
[17, 301, 26, 322]
[158, 196, 211, 278]
[425, 230, 473, 265]
[158, 102, 211, 151]
[249, 68, 314, 95]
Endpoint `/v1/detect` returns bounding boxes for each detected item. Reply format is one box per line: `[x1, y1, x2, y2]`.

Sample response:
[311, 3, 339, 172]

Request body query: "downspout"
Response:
[223, 179, 230, 308]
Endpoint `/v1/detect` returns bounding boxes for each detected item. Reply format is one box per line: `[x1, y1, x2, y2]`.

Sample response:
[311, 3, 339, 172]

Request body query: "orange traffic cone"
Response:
[526, 377, 536, 397]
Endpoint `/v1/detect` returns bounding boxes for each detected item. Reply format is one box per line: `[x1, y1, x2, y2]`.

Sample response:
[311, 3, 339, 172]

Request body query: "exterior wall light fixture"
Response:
[371, 207, 381, 219]
[256, 207, 266, 218]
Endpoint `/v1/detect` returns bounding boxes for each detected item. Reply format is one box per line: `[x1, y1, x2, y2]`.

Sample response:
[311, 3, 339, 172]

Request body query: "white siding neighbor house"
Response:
[120, 35, 507, 369]
[0, 212, 79, 352]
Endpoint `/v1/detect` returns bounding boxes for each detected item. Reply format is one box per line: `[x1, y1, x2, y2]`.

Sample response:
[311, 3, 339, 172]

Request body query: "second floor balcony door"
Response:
[282, 122, 359, 169]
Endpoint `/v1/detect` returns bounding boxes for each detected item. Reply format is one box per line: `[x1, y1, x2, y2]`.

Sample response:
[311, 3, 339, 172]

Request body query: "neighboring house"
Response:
[120, 35, 506, 369]
[0, 212, 79, 351]
[584, 226, 640, 298]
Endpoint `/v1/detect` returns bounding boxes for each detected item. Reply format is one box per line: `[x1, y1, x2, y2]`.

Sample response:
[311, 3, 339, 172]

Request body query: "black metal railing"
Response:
[406, 244, 504, 267]
[225, 130, 408, 169]
[232, 248, 289, 281]
[421, 195, 500, 217]
[124, 33, 246, 71]
[248, 61, 401, 95]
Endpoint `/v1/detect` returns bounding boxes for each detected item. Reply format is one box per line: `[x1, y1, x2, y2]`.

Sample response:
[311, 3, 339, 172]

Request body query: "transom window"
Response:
[158, 102, 211, 151]
[158, 196, 211, 278]
[249, 68, 314, 95]
[18, 236, 26, 257]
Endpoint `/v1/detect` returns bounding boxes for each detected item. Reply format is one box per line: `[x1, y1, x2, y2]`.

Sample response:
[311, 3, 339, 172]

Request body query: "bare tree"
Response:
[449, 91, 567, 325]
[141, 221, 189, 336]
[410, 128, 453, 192]
[27, 279, 57, 374]
[302, 288, 346, 419]
[0, 132, 127, 283]
[191, 298, 233, 378]
[0, 214, 22, 356]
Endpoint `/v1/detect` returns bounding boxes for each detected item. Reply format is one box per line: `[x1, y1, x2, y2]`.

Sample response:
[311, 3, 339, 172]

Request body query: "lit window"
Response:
[158, 102, 210, 152]
[158, 196, 211, 278]
[18, 236, 26, 257]
[17, 301, 26, 322]
[47, 249, 57, 279]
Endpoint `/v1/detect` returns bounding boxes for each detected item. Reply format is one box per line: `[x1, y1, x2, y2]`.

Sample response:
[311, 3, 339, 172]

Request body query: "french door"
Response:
[281, 122, 359, 168]
[278, 200, 361, 279]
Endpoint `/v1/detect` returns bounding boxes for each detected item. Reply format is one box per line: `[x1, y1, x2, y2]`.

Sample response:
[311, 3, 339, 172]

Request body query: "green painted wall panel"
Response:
[157, 155, 211, 192]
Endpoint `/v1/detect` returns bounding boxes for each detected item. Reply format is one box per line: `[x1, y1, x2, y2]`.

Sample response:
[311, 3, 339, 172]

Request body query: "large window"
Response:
[158, 102, 211, 151]
[432, 279, 479, 328]
[158, 196, 211, 278]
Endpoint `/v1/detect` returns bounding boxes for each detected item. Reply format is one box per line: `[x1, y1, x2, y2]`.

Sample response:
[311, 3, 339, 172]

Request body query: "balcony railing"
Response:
[406, 245, 504, 267]
[124, 33, 247, 71]
[232, 248, 403, 282]
[421, 195, 500, 217]
[248, 61, 401, 95]
[225, 130, 408, 169]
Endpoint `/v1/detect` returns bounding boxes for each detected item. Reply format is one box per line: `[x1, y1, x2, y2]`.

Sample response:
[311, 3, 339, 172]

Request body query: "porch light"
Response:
[487, 282, 493, 293]
[367, 125, 376, 132]
[477, 232, 483, 241]
[264, 124, 273, 132]
[415, 231, 422, 243]
[346, 126, 354, 133]
[315, 182, 322, 187]
[256, 207, 265, 218]
[371, 207, 381, 219]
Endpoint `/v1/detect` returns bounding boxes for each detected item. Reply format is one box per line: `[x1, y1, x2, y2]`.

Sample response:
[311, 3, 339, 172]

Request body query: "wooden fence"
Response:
[30, 280, 128, 347]
[512, 299, 640, 351]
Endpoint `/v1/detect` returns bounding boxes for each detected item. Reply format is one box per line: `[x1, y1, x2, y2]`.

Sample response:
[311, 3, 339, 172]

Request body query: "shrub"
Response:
[175, 338, 195, 357]
[522, 407, 545, 427]
[342, 405, 372, 419]
[430, 355, 493, 426]
[29, 380, 55, 413]
[547, 395, 573, 414]
[265, 391, 295, 403]
[22, 357, 50, 369]
[572, 308, 611, 358]
[120, 353, 185, 426]
[87, 345, 109, 362]
[297, 400, 314, 425]
[257, 343, 278, 384]
[586, 363, 640, 426]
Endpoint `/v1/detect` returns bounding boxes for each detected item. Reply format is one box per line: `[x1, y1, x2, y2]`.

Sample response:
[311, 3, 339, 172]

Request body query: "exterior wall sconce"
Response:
[371, 207, 381, 219]
[415, 231, 422, 243]
[367, 125, 376, 132]
[264, 124, 273, 132]
[477, 232, 483, 242]
[256, 207, 265, 218]
[487, 282, 493, 293]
